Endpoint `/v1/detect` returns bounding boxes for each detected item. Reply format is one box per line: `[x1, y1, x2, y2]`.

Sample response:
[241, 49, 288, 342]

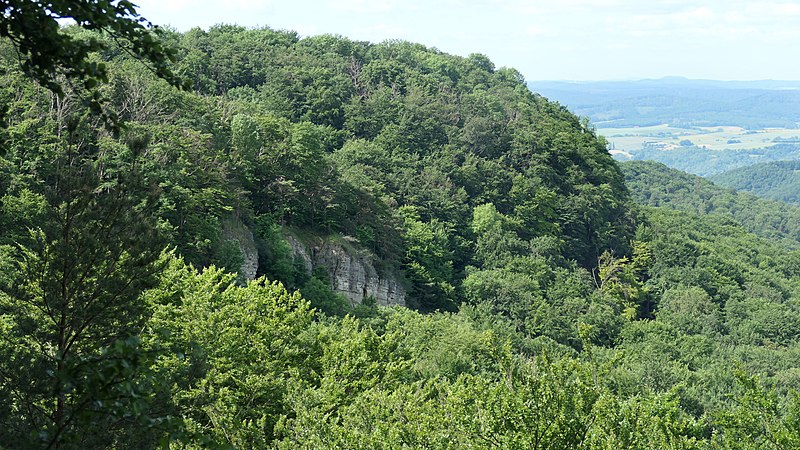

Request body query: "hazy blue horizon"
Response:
[528, 76, 800, 84]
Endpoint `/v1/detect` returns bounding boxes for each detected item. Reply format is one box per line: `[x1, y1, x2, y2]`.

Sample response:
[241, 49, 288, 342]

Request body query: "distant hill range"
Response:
[529, 77, 800, 129]
[627, 143, 800, 177]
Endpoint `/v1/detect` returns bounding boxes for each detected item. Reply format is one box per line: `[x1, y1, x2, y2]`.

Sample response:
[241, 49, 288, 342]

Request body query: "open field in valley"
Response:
[599, 124, 800, 152]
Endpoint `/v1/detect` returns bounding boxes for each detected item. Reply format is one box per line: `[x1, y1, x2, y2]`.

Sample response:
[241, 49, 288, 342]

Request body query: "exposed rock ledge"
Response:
[286, 234, 406, 307]
[222, 217, 259, 281]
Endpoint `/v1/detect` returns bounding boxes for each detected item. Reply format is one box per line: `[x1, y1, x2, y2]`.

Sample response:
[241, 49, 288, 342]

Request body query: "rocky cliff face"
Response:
[286, 234, 406, 307]
[222, 218, 259, 281]
[222, 219, 406, 307]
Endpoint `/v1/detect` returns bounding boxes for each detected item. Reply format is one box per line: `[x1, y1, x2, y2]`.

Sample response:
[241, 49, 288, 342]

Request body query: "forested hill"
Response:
[711, 160, 800, 205]
[2, 23, 800, 449]
[0, 25, 632, 312]
[622, 160, 800, 248]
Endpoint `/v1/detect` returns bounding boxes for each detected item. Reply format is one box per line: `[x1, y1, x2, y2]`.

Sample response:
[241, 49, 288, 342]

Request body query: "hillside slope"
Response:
[4, 26, 636, 313]
[2, 25, 800, 449]
[711, 160, 800, 204]
[622, 160, 800, 248]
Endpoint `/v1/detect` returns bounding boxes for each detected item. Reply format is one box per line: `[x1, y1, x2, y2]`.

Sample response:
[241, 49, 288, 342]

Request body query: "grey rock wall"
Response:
[222, 218, 259, 281]
[287, 234, 406, 307]
[285, 234, 313, 275]
[221, 221, 406, 307]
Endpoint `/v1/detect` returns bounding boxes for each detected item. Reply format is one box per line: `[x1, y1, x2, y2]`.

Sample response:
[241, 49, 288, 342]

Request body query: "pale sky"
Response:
[132, 0, 800, 81]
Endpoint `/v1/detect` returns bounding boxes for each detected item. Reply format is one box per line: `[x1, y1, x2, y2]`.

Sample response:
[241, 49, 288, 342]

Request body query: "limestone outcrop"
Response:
[222, 218, 259, 281]
[286, 234, 406, 307]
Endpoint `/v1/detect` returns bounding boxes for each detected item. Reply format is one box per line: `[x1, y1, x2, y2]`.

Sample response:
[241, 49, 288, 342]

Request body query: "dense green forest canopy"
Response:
[711, 160, 800, 205]
[0, 21, 799, 449]
[0, 0, 186, 130]
[622, 160, 800, 248]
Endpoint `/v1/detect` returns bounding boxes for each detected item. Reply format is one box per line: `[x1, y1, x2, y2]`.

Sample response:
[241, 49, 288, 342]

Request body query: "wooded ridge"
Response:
[0, 23, 798, 449]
